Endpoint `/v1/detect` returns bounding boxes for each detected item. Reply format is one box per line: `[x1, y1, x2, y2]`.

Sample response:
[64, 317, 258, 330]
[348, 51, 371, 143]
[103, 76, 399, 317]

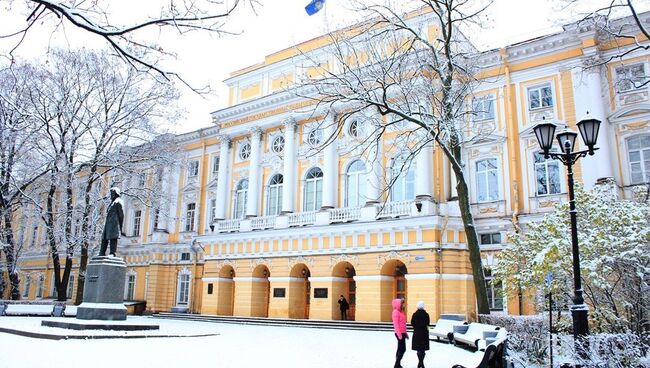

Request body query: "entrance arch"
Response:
[217, 265, 235, 316]
[251, 265, 271, 317]
[332, 262, 356, 320]
[380, 260, 408, 321]
[289, 264, 311, 319]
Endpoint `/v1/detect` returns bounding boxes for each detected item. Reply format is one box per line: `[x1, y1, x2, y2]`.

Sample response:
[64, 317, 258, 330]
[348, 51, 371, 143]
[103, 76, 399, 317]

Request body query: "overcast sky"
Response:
[1, 0, 644, 134]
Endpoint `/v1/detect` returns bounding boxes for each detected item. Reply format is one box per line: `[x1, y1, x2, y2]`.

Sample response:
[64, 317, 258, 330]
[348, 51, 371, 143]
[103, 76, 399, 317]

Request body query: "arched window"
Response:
[390, 156, 415, 202]
[346, 160, 367, 207]
[266, 174, 284, 215]
[303, 168, 323, 211]
[627, 135, 650, 184]
[234, 179, 248, 219]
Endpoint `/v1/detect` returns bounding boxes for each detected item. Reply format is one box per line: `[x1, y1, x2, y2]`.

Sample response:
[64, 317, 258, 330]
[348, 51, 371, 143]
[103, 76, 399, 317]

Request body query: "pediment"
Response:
[465, 133, 507, 147]
[609, 104, 650, 123]
[207, 178, 219, 189]
[182, 182, 199, 193]
[519, 120, 564, 138]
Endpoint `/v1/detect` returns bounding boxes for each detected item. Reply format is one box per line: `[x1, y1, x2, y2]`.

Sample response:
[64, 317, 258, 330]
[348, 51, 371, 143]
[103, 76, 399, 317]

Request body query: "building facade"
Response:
[5, 11, 650, 322]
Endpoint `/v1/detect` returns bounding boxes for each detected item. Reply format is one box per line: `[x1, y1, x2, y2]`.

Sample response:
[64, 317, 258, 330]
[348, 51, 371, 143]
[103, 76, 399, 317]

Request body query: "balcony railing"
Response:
[288, 211, 317, 227]
[251, 215, 276, 230]
[217, 219, 241, 233]
[378, 200, 414, 218]
[330, 206, 361, 223]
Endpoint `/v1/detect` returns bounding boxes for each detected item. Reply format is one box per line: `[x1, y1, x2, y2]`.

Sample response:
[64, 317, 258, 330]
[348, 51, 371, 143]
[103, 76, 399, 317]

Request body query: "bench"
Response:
[3, 304, 56, 316]
[430, 314, 467, 342]
[452, 336, 508, 368]
[452, 323, 501, 348]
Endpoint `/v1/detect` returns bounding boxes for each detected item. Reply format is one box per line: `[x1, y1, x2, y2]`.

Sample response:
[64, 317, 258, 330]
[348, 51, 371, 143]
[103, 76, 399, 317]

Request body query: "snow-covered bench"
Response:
[451, 338, 506, 368]
[430, 314, 467, 342]
[3, 304, 56, 316]
[63, 305, 78, 317]
[452, 323, 501, 348]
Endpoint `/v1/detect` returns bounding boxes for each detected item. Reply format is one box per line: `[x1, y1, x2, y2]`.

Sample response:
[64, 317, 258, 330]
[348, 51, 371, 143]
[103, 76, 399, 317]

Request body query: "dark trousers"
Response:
[416, 350, 426, 368]
[100, 238, 118, 256]
[394, 333, 407, 368]
[340, 309, 348, 320]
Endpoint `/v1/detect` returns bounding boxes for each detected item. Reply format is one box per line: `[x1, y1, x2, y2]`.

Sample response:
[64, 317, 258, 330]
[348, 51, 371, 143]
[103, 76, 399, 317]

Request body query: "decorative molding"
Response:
[215, 259, 236, 270]
[249, 258, 272, 270]
[288, 255, 314, 269]
[377, 250, 411, 267]
[328, 254, 359, 268]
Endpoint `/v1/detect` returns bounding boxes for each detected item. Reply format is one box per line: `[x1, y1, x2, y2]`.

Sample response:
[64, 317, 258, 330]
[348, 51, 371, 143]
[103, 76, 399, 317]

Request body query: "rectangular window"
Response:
[472, 95, 495, 121]
[177, 273, 191, 305]
[212, 156, 220, 174]
[480, 233, 502, 245]
[475, 158, 499, 202]
[152, 209, 160, 231]
[125, 274, 136, 300]
[138, 173, 146, 187]
[36, 275, 44, 298]
[534, 152, 561, 195]
[485, 269, 504, 311]
[207, 283, 214, 295]
[528, 84, 553, 110]
[23, 275, 31, 298]
[627, 135, 650, 184]
[67, 274, 74, 299]
[132, 210, 142, 237]
[615, 64, 646, 93]
[187, 161, 199, 178]
[208, 198, 217, 224]
[181, 252, 191, 261]
[185, 203, 196, 232]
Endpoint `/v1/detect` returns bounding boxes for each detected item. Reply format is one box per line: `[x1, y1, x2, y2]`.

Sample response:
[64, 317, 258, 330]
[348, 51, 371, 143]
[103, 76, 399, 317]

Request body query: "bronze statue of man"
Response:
[100, 187, 124, 257]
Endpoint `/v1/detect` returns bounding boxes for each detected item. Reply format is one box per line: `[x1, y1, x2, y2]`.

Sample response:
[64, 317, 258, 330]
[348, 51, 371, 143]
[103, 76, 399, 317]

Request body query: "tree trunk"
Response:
[45, 174, 67, 301]
[2, 211, 21, 300]
[451, 156, 490, 315]
[74, 171, 97, 305]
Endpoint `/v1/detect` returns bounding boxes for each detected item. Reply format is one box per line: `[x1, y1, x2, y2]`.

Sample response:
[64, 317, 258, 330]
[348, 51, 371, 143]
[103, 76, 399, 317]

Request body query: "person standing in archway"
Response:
[392, 298, 408, 368]
[411, 301, 431, 368]
[338, 295, 349, 320]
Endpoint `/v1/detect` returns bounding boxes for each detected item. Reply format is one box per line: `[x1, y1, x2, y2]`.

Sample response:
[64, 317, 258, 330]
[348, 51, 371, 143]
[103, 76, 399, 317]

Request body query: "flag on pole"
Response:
[305, 0, 325, 16]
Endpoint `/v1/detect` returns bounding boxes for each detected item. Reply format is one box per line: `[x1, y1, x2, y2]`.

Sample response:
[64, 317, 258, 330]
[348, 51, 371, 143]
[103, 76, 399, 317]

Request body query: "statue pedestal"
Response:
[77, 256, 127, 321]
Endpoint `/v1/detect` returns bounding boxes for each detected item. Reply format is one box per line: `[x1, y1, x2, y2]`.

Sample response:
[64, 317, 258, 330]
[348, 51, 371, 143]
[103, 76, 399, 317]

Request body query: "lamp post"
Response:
[533, 113, 601, 351]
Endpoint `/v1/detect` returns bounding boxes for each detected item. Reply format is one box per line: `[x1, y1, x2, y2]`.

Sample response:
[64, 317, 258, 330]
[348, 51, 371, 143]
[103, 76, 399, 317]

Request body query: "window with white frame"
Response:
[534, 152, 561, 195]
[307, 128, 323, 147]
[484, 268, 504, 311]
[390, 156, 415, 202]
[152, 208, 160, 231]
[615, 63, 647, 93]
[185, 203, 196, 232]
[187, 160, 199, 178]
[239, 142, 252, 160]
[138, 173, 146, 187]
[177, 270, 191, 305]
[472, 94, 495, 121]
[208, 198, 217, 224]
[132, 210, 142, 237]
[346, 160, 367, 207]
[476, 158, 499, 202]
[480, 233, 502, 245]
[304, 167, 323, 211]
[234, 179, 248, 219]
[36, 274, 44, 298]
[67, 274, 75, 299]
[212, 156, 220, 175]
[528, 84, 554, 110]
[23, 274, 31, 298]
[271, 136, 285, 154]
[266, 174, 284, 216]
[627, 135, 650, 184]
[125, 274, 136, 300]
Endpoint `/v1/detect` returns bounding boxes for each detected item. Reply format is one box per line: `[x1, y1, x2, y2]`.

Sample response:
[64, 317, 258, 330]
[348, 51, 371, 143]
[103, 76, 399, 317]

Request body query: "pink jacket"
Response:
[392, 298, 407, 339]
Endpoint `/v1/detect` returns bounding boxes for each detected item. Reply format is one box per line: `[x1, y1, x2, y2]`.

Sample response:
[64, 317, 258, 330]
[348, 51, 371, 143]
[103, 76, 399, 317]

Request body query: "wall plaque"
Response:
[273, 288, 286, 298]
[314, 288, 328, 298]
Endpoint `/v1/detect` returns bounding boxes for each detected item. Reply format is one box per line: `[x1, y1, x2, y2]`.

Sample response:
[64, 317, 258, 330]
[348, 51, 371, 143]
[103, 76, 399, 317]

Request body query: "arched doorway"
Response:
[380, 260, 408, 321]
[252, 265, 271, 317]
[289, 264, 311, 319]
[332, 262, 356, 321]
[218, 266, 235, 316]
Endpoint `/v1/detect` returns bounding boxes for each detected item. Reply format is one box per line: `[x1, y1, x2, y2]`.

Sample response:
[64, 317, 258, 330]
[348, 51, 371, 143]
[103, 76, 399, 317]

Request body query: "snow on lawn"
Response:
[0, 317, 476, 368]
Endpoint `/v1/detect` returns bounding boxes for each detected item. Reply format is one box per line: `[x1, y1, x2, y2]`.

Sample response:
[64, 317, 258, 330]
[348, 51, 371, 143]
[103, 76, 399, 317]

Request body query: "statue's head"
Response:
[110, 187, 121, 200]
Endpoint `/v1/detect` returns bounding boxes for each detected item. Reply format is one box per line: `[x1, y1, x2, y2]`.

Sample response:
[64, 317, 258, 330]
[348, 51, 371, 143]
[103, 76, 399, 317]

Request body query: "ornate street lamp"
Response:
[533, 112, 601, 354]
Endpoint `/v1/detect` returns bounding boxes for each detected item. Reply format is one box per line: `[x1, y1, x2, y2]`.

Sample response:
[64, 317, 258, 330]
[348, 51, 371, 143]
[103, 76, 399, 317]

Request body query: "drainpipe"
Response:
[438, 215, 449, 317]
[190, 239, 202, 314]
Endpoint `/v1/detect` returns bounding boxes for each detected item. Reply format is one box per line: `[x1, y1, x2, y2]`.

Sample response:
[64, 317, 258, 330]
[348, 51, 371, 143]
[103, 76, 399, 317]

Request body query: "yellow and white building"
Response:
[5, 10, 650, 322]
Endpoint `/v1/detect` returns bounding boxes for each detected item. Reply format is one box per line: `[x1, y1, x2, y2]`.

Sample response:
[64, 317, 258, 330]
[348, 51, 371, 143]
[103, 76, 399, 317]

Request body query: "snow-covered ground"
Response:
[0, 316, 477, 368]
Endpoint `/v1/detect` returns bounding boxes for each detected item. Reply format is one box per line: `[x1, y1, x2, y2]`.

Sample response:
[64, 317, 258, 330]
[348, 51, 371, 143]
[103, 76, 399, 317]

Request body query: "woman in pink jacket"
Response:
[392, 298, 408, 368]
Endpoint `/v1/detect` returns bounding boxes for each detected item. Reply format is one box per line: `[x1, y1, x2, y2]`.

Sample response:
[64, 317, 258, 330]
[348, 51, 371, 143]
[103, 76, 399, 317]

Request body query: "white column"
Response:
[415, 142, 434, 200]
[322, 113, 338, 209]
[366, 141, 382, 204]
[214, 135, 230, 220]
[572, 65, 614, 188]
[246, 128, 263, 218]
[281, 117, 297, 213]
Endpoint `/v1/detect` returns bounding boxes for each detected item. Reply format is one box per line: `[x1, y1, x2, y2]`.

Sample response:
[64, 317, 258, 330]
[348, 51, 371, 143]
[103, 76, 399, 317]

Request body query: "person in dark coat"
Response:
[411, 301, 431, 368]
[338, 295, 350, 320]
[99, 187, 124, 257]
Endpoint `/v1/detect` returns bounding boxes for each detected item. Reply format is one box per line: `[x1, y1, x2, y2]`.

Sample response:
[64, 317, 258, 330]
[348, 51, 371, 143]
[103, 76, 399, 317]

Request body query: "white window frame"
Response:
[23, 274, 31, 298]
[303, 167, 323, 211]
[233, 179, 249, 219]
[176, 269, 191, 305]
[67, 273, 75, 299]
[132, 210, 142, 237]
[124, 273, 136, 301]
[138, 173, 147, 187]
[615, 63, 647, 93]
[345, 160, 367, 207]
[36, 274, 44, 298]
[626, 135, 650, 184]
[475, 158, 500, 202]
[271, 136, 285, 154]
[307, 128, 323, 147]
[185, 203, 196, 232]
[527, 83, 554, 110]
[212, 155, 220, 175]
[207, 198, 217, 226]
[390, 156, 415, 202]
[239, 142, 252, 160]
[187, 160, 199, 178]
[472, 94, 496, 121]
[484, 268, 504, 311]
[266, 174, 284, 216]
[534, 151, 562, 196]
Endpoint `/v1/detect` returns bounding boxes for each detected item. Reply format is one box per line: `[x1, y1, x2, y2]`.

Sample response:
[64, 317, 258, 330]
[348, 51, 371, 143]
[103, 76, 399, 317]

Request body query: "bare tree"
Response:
[296, 0, 492, 313]
[2, 0, 257, 89]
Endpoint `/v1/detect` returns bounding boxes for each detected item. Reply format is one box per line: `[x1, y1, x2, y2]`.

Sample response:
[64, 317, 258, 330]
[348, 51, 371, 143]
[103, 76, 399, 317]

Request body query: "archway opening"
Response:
[252, 265, 271, 317]
[380, 260, 408, 321]
[289, 264, 311, 319]
[218, 266, 235, 316]
[332, 262, 356, 321]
